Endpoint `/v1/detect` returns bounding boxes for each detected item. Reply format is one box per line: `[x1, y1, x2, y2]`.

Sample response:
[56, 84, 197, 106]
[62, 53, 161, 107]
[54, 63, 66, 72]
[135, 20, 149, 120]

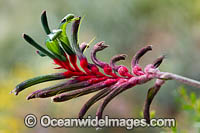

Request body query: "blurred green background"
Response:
[1, 0, 200, 132]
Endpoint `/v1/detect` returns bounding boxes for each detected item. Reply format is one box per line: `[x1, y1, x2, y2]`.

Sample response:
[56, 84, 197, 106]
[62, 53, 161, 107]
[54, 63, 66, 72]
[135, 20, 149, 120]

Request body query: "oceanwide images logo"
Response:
[24, 114, 176, 129]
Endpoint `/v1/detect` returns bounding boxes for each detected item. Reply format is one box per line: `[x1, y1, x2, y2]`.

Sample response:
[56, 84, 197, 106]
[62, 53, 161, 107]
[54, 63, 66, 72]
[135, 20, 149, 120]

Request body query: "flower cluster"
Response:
[13, 11, 200, 123]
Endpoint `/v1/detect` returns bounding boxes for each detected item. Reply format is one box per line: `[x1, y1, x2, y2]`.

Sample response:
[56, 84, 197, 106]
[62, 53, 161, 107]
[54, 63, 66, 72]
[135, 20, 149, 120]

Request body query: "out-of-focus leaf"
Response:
[190, 92, 197, 104]
[150, 110, 156, 118]
[196, 99, 200, 113]
[179, 87, 187, 97]
[182, 104, 193, 111]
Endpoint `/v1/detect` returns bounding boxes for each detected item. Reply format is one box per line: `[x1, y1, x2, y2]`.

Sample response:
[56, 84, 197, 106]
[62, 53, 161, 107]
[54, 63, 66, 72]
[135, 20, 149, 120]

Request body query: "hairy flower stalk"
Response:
[13, 11, 200, 125]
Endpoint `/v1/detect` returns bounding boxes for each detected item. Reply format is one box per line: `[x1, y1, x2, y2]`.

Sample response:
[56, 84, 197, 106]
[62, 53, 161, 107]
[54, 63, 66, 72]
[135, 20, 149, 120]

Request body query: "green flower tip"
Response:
[48, 29, 62, 40]
[41, 10, 51, 34]
[61, 14, 75, 23]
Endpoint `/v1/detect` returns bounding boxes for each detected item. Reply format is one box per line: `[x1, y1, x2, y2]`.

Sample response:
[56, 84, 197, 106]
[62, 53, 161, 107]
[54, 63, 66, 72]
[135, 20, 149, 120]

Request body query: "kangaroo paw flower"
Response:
[14, 11, 200, 124]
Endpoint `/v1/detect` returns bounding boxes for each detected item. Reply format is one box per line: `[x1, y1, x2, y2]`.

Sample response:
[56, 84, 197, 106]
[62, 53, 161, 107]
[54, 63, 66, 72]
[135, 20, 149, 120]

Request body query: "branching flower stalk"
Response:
[12, 11, 200, 124]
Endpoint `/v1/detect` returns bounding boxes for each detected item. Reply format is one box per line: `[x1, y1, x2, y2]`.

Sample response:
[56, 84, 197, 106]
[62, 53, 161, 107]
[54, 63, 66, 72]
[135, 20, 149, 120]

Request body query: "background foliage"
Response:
[1, 0, 200, 132]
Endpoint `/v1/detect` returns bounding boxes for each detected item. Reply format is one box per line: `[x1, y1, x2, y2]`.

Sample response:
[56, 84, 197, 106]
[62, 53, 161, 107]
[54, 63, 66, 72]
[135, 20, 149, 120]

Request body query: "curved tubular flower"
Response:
[142, 55, 166, 123]
[52, 78, 118, 102]
[96, 84, 129, 119]
[110, 54, 132, 78]
[12, 73, 66, 95]
[91, 41, 109, 68]
[131, 45, 152, 68]
[143, 79, 165, 123]
[80, 42, 88, 53]
[78, 87, 113, 119]
[26, 79, 87, 100]
[13, 11, 200, 125]
[131, 45, 152, 76]
[91, 42, 118, 77]
[70, 17, 84, 59]
[41, 11, 51, 34]
[79, 79, 128, 119]
[152, 55, 165, 68]
[110, 54, 127, 72]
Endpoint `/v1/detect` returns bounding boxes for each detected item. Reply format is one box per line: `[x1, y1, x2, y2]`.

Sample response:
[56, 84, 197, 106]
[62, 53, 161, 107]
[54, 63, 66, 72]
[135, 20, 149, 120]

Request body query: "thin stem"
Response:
[149, 69, 200, 89]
